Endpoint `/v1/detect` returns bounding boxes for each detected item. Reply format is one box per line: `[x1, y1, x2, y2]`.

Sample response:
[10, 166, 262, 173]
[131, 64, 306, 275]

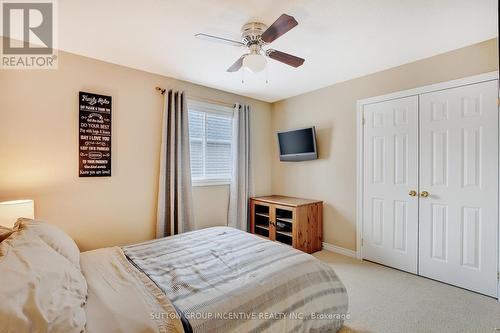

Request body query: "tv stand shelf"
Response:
[249, 195, 323, 254]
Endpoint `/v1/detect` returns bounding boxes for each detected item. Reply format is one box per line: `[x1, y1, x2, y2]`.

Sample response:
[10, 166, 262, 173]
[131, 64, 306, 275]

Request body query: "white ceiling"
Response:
[56, 0, 497, 102]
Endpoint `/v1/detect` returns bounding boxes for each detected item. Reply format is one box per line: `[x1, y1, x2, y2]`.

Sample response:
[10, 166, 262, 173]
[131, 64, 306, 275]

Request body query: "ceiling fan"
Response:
[195, 14, 305, 73]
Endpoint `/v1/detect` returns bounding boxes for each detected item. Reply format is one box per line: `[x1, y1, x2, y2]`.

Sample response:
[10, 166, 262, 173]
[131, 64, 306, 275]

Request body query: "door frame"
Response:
[355, 71, 499, 297]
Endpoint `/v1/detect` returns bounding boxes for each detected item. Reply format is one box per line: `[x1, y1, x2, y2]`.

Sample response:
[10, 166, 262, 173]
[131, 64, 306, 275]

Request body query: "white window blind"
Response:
[188, 100, 233, 185]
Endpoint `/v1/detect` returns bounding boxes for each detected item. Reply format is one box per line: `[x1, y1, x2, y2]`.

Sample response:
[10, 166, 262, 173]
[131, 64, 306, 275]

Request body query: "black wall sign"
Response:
[79, 92, 112, 177]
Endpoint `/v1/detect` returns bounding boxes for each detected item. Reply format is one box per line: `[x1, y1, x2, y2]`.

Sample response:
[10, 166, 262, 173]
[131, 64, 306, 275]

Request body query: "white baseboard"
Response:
[322, 242, 357, 258]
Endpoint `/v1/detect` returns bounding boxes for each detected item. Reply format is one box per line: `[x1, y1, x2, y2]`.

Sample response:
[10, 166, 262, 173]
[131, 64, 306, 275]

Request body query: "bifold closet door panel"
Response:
[419, 80, 498, 297]
[362, 96, 419, 273]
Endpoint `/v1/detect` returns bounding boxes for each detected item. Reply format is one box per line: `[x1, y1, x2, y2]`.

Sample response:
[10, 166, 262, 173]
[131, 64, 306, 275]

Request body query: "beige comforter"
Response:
[80, 247, 183, 333]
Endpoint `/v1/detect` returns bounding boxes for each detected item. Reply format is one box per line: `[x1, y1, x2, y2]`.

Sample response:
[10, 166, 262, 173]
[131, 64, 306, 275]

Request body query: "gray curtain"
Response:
[228, 103, 253, 230]
[156, 90, 195, 238]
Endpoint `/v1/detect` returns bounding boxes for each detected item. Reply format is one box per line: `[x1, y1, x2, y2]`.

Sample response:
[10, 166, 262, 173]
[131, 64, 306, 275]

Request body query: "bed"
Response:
[0, 220, 348, 333]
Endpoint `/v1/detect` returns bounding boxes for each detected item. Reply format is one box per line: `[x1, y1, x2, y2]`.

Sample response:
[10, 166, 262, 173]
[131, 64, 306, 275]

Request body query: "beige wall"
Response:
[1, 38, 497, 253]
[192, 185, 230, 229]
[271, 38, 498, 251]
[0, 48, 272, 251]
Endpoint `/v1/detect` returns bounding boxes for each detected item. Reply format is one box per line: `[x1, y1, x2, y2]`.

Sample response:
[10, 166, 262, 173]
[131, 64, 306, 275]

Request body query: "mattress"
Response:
[122, 226, 348, 333]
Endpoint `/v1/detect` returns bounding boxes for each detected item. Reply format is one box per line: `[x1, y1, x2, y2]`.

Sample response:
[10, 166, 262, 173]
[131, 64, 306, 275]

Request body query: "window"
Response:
[188, 100, 233, 185]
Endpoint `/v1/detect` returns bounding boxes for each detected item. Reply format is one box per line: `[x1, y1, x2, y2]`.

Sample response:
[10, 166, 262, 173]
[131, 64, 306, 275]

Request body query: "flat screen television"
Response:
[277, 126, 318, 161]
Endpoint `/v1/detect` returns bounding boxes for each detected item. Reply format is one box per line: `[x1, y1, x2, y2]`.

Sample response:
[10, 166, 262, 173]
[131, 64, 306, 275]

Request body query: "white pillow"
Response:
[0, 227, 87, 333]
[14, 218, 81, 268]
[0, 225, 13, 242]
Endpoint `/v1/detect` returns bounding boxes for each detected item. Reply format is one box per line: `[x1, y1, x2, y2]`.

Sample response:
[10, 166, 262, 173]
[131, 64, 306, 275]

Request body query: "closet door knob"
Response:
[420, 191, 429, 198]
[409, 190, 417, 197]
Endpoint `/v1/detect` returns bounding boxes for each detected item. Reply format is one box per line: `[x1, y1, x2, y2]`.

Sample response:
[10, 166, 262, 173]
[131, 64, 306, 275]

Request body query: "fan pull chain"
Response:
[241, 68, 245, 84]
[266, 65, 269, 84]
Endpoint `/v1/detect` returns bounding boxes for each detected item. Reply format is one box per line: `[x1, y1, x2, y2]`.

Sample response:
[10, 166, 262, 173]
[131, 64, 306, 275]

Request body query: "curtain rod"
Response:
[155, 86, 235, 108]
[155, 86, 166, 95]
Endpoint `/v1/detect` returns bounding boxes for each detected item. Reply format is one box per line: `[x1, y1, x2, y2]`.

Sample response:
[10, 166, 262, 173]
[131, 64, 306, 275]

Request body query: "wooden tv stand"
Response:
[249, 195, 323, 253]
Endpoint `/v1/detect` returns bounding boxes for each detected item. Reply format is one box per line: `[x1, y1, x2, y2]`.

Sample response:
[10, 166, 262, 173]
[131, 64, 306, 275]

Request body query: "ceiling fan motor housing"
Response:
[210, 14, 304, 72]
[241, 22, 268, 47]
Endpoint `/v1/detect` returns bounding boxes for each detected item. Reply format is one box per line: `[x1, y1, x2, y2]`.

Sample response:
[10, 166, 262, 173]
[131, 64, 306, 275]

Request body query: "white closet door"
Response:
[419, 80, 498, 297]
[363, 96, 419, 273]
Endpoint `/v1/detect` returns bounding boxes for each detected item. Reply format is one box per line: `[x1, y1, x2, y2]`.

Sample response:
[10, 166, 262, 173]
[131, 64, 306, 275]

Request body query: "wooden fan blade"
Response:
[227, 55, 245, 72]
[195, 33, 245, 47]
[266, 49, 305, 68]
[260, 14, 298, 43]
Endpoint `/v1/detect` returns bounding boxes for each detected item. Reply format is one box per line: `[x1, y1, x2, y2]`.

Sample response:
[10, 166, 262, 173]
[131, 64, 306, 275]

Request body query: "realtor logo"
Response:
[1, 0, 57, 69]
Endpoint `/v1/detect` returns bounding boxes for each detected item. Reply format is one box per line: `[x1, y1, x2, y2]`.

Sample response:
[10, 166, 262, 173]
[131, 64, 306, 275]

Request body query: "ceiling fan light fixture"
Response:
[243, 54, 266, 73]
[201, 14, 304, 73]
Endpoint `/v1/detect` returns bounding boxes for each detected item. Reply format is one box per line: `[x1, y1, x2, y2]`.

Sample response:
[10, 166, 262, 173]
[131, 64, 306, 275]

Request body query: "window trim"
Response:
[192, 179, 232, 187]
[188, 99, 234, 187]
[188, 99, 234, 117]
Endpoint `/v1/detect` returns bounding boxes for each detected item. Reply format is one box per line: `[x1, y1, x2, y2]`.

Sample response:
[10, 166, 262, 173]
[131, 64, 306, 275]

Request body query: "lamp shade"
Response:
[0, 200, 34, 228]
[243, 54, 266, 73]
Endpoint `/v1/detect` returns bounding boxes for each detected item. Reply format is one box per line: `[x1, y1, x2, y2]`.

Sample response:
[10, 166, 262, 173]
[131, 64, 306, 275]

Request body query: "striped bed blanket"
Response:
[122, 227, 348, 333]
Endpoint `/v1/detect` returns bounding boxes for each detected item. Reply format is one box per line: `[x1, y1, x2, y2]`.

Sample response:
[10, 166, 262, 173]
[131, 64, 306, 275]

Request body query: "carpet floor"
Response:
[313, 250, 500, 333]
